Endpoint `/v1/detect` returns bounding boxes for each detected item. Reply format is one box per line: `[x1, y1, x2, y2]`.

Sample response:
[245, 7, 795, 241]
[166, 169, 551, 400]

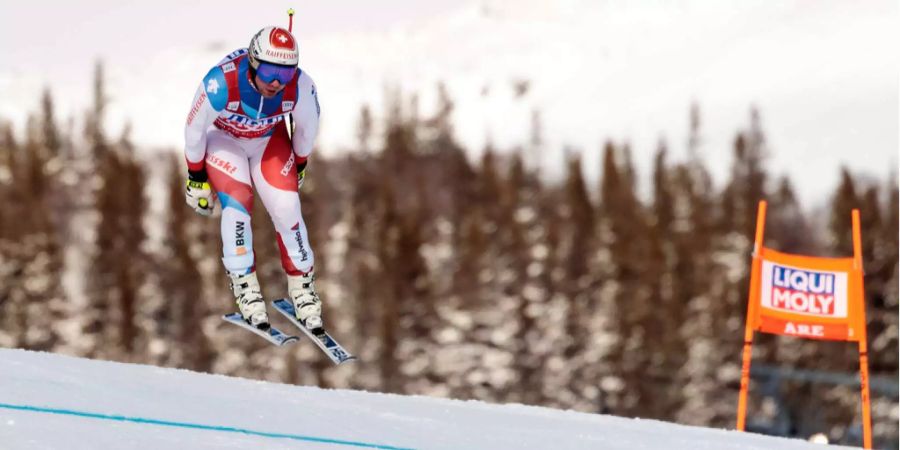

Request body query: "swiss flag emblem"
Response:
[269, 29, 295, 49]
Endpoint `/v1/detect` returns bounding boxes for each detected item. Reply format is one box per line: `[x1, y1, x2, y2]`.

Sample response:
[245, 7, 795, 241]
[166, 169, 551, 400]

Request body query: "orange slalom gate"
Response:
[736, 201, 872, 448]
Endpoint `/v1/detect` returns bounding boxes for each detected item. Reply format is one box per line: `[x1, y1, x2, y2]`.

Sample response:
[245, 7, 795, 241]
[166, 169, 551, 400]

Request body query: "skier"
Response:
[182, 26, 323, 334]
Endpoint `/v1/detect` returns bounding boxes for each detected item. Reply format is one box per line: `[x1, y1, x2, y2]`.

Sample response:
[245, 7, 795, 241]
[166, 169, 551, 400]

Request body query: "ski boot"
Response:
[228, 271, 269, 331]
[288, 271, 323, 335]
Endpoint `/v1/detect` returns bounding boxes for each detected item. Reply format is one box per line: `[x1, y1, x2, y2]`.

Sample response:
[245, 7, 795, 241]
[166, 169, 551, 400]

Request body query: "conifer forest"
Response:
[0, 63, 896, 447]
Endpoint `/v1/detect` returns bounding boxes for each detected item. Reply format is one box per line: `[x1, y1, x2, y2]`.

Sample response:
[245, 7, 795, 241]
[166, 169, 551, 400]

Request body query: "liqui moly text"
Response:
[760, 262, 848, 318]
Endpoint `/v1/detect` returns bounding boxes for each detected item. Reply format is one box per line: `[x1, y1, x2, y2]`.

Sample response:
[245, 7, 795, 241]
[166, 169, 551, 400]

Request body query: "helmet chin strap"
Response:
[247, 67, 261, 93]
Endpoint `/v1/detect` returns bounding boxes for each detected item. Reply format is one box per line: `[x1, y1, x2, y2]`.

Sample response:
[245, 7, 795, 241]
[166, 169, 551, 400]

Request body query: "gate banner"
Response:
[752, 248, 865, 342]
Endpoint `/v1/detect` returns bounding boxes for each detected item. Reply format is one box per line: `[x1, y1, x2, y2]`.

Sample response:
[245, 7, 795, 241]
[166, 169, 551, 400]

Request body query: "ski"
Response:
[222, 313, 300, 346]
[272, 298, 357, 364]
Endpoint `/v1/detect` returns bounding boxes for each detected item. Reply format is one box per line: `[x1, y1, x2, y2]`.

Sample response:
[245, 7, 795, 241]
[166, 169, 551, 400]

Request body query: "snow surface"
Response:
[0, 349, 854, 450]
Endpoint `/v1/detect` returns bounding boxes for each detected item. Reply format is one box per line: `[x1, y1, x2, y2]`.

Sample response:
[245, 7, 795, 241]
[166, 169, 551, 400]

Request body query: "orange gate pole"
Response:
[737, 201, 767, 431]
[852, 209, 873, 449]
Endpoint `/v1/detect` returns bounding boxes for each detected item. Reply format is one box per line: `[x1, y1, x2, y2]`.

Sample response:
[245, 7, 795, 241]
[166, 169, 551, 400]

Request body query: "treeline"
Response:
[0, 65, 896, 447]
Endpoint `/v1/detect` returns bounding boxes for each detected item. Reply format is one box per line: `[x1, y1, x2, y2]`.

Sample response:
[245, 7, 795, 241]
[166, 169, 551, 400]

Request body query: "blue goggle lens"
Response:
[256, 62, 297, 84]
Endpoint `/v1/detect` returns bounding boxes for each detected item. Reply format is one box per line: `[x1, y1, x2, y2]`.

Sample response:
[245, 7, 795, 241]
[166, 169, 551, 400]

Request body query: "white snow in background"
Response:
[0, 349, 854, 450]
[0, 1, 896, 207]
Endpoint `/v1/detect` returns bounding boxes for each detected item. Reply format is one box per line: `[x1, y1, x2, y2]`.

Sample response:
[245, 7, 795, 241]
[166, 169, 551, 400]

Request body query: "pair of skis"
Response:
[222, 299, 355, 365]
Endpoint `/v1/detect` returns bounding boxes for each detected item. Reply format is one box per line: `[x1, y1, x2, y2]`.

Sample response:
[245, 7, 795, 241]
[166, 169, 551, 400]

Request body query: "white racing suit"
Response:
[184, 48, 320, 276]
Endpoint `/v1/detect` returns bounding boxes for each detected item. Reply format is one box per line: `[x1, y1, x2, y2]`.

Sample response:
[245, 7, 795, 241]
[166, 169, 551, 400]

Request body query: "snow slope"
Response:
[0, 349, 852, 450]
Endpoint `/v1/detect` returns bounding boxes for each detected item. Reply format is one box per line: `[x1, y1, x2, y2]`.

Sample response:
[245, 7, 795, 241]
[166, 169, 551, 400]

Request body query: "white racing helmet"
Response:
[248, 26, 299, 69]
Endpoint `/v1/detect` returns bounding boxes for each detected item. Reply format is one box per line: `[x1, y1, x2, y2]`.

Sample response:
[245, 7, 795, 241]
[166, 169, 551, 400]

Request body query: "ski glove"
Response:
[185, 168, 215, 216]
[297, 160, 308, 191]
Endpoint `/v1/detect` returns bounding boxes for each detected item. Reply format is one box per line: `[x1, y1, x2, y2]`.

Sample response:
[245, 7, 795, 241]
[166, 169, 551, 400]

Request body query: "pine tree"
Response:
[41, 88, 61, 160]
[40, 87, 73, 238]
[434, 146, 494, 399]
[82, 59, 111, 355]
[670, 107, 729, 426]
[0, 122, 24, 347]
[736, 108, 768, 240]
[375, 173, 402, 392]
[508, 154, 552, 407]
[767, 177, 815, 254]
[651, 142, 674, 237]
[27, 112, 65, 352]
[526, 109, 544, 171]
[443, 147, 504, 401]
[0, 110, 66, 352]
[493, 153, 537, 403]
[560, 155, 595, 356]
[85, 127, 148, 360]
[156, 154, 214, 371]
[869, 181, 899, 374]
[86, 61, 108, 161]
[851, 182, 898, 375]
[0, 122, 15, 181]
[421, 84, 474, 253]
[646, 141, 688, 419]
[343, 154, 380, 383]
[24, 116, 48, 216]
[356, 104, 374, 154]
[526, 166, 564, 408]
[393, 181, 434, 391]
[718, 109, 766, 238]
[597, 141, 661, 415]
[371, 117, 420, 393]
[829, 167, 858, 255]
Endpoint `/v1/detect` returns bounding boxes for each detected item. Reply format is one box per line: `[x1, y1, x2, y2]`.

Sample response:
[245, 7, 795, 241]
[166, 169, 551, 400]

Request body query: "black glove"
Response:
[185, 168, 215, 216]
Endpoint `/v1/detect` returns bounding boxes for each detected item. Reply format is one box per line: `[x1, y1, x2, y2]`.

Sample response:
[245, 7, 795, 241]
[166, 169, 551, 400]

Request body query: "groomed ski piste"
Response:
[0, 349, 853, 449]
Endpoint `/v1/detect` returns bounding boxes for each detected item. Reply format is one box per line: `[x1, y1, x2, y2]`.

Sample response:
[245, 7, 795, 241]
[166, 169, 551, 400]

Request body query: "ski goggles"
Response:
[256, 62, 297, 85]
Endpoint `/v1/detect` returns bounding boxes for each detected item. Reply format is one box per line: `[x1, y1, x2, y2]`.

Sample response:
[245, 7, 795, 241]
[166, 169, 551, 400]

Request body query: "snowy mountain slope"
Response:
[0, 349, 853, 450]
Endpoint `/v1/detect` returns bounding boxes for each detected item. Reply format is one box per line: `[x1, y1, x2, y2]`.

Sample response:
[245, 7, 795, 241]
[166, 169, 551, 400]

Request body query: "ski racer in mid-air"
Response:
[183, 25, 324, 334]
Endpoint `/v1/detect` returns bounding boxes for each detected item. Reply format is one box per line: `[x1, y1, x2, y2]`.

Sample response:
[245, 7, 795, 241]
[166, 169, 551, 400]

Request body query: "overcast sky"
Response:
[0, 1, 459, 89]
[1, 1, 897, 206]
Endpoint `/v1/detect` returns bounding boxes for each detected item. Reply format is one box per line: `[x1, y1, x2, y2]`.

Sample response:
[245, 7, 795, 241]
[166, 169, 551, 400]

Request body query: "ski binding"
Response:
[222, 313, 299, 346]
[272, 298, 357, 364]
